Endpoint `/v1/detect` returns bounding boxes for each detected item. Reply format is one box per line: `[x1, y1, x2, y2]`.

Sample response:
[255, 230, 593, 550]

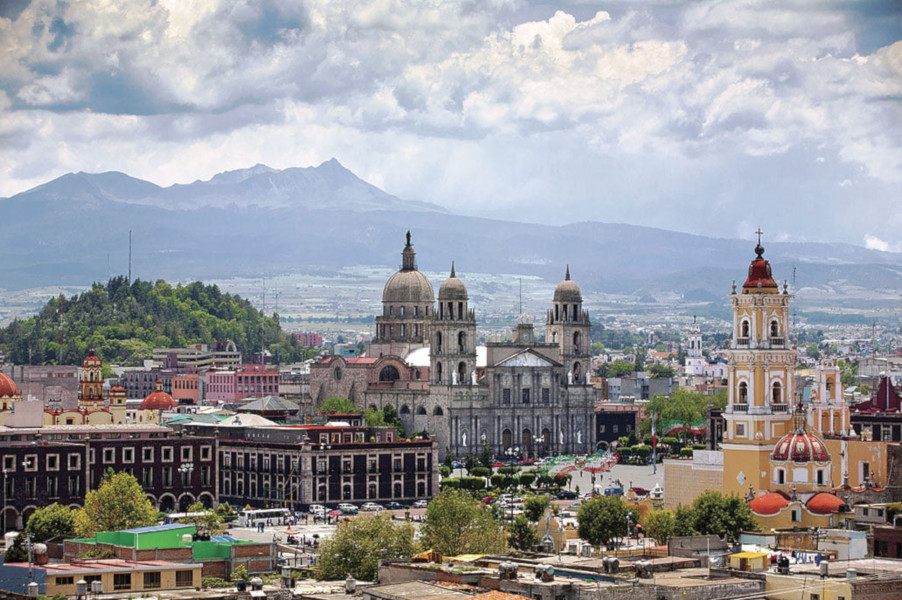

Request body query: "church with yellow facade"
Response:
[666, 236, 896, 529]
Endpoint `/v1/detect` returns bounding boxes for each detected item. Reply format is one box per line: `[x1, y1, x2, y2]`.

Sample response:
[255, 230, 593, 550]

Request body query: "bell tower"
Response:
[78, 349, 105, 412]
[432, 262, 477, 386]
[546, 266, 591, 385]
[722, 232, 797, 497]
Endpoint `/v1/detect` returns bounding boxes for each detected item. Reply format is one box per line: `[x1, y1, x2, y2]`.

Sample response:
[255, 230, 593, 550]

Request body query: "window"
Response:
[143, 447, 154, 462]
[3, 456, 14, 472]
[736, 424, 746, 437]
[68, 475, 80, 496]
[502, 388, 511, 405]
[47, 455, 59, 470]
[600, 425, 606, 433]
[175, 571, 193, 587]
[738, 382, 748, 404]
[142, 468, 153, 488]
[103, 448, 115, 464]
[144, 572, 161, 589]
[24, 455, 38, 471]
[46, 476, 58, 496]
[162, 447, 173, 462]
[67, 453, 80, 470]
[181, 446, 192, 461]
[776, 469, 785, 485]
[114, 573, 132, 591]
[542, 388, 550, 404]
[522, 389, 530, 404]
[393, 457, 402, 471]
[791, 508, 801, 522]
[200, 446, 212, 460]
[613, 425, 619, 433]
[163, 466, 173, 487]
[55, 576, 74, 586]
[123, 448, 134, 463]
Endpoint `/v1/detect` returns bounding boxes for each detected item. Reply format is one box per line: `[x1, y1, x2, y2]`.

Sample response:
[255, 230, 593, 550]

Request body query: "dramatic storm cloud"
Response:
[0, 0, 900, 246]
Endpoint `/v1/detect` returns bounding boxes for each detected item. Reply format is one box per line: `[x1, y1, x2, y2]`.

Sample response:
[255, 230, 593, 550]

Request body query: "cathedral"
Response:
[310, 232, 597, 460]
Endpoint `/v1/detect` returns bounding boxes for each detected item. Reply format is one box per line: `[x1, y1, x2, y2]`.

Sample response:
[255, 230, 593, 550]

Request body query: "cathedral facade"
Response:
[310, 233, 597, 460]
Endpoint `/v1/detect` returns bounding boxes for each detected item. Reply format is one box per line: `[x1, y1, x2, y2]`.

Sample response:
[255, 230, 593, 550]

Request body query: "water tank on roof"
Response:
[182, 534, 193, 543]
[250, 577, 264, 590]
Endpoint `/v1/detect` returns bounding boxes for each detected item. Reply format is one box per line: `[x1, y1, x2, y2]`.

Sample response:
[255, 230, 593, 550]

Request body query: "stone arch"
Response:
[772, 381, 783, 404]
[433, 406, 444, 416]
[541, 428, 552, 455]
[738, 381, 749, 404]
[596, 440, 610, 452]
[159, 494, 177, 513]
[400, 404, 411, 415]
[521, 429, 533, 455]
[342, 484, 352, 500]
[458, 331, 466, 352]
[21, 505, 38, 529]
[572, 361, 581, 380]
[178, 493, 196, 512]
[573, 331, 581, 353]
[369, 404, 379, 412]
[198, 492, 215, 509]
[1, 506, 20, 531]
[436, 331, 443, 353]
[146, 494, 158, 508]
[740, 319, 751, 339]
[502, 428, 513, 450]
[379, 365, 400, 382]
[770, 319, 780, 338]
[436, 362, 443, 383]
[416, 406, 427, 415]
[457, 361, 466, 383]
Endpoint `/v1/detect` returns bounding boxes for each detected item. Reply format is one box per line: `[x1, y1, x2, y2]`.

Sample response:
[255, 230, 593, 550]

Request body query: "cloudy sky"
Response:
[1, 0, 900, 248]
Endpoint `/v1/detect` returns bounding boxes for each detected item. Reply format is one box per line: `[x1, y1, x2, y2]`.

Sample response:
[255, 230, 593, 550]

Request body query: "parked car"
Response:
[338, 503, 359, 515]
[412, 500, 428, 509]
[481, 496, 496, 504]
[557, 490, 578, 500]
[452, 461, 464, 469]
[384, 501, 404, 510]
[308, 504, 326, 516]
[492, 461, 505, 468]
[518, 458, 535, 465]
[361, 502, 383, 512]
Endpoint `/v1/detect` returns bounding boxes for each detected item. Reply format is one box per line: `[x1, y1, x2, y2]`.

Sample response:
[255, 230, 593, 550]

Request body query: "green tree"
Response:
[74, 471, 158, 537]
[420, 489, 506, 556]
[673, 505, 698, 537]
[523, 495, 550, 522]
[507, 514, 538, 551]
[178, 502, 225, 537]
[577, 496, 628, 548]
[838, 360, 858, 388]
[647, 364, 675, 378]
[601, 359, 634, 378]
[806, 343, 821, 360]
[689, 492, 758, 542]
[590, 342, 604, 356]
[26, 503, 76, 543]
[479, 441, 494, 469]
[317, 514, 418, 581]
[642, 509, 676, 546]
[4, 533, 28, 562]
[382, 404, 405, 437]
[634, 347, 647, 372]
[317, 396, 356, 415]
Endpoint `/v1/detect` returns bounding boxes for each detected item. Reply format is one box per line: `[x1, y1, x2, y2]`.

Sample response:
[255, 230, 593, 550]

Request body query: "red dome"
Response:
[82, 350, 101, 366]
[772, 430, 830, 464]
[742, 243, 778, 291]
[806, 493, 844, 515]
[140, 391, 176, 411]
[0, 373, 20, 397]
[749, 492, 790, 516]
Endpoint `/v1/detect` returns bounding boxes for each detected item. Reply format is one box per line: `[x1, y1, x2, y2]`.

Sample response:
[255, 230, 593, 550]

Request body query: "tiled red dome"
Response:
[749, 492, 790, 516]
[743, 243, 778, 291]
[772, 430, 830, 464]
[82, 350, 101, 366]
[140, 391, 175, 411]
[806, 493, 844, 515]
[0, 373, 20, 397]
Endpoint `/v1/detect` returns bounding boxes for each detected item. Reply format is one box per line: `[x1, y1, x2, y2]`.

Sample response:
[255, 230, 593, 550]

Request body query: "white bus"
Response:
[235, 508, 290, 528]
[161, 511, 209, 525]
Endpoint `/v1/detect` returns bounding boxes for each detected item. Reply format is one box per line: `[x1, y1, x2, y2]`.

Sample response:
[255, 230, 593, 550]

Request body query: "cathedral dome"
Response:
[772, 430, 830, 464]
[82, 349, 102, 367]
[0, 373, 20, 398]
[383, 270, 435, 303]
[749, 492, 790, 516]
[438, 262, 467, 300]
[382, 231, 435, 304]
[553, 265, 582, 303]
[806, 493, 844, 515]
[140, 380, 176, 411]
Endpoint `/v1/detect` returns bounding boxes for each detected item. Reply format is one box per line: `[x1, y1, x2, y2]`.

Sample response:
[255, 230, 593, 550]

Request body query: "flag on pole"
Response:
[651, 410, 657, 452]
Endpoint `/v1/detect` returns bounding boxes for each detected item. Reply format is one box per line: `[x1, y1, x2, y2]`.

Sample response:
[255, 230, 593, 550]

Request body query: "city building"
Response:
[295, 332, 324, 348]
[205, 364, 280, 405]
[152, 341, 241, 371]
[310, 233, 597, 460]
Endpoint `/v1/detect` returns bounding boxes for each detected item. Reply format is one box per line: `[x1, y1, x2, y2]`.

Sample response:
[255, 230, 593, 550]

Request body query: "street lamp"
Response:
[2, 468, 8, 534]
[179, 462, 194, 505]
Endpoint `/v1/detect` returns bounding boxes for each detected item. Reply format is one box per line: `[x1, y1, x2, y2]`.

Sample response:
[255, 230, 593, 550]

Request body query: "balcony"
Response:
[771, 403, 789, 413]
[732, 403, 749, 412]
[735, 337, 750, 347]
[769, 337, 785, 347]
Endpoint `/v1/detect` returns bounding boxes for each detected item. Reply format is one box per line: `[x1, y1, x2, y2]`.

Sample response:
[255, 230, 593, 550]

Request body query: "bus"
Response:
[161, 511, 208, 525]
[235, 508, 290, 528]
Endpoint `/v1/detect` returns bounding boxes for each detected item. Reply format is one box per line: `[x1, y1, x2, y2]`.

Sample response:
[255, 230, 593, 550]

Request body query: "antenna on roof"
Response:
[128, 229, 132, 285]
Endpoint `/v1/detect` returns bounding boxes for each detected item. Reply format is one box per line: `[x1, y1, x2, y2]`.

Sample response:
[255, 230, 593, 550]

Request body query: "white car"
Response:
[308, 504, 326, 516]
[361, 502, 383, 512]
[338, 503, 359, 514]
[412, 500, 428, 509]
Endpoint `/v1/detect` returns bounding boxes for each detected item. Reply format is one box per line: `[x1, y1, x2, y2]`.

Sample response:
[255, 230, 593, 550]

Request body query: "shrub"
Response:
[470, 466, 491, 478]
[679, 447, 694, 458]
[439, 466, 452, 477]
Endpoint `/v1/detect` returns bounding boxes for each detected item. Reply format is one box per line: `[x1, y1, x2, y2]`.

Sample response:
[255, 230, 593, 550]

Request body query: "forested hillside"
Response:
[0, 276, 314, 367]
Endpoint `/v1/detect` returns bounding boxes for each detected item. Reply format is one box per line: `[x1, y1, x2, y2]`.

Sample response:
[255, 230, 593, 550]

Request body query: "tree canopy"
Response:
[640, 389, 727, 436]
[507, 514, 538, 551]
[74, 471, 158, 537]
[0, 276, 318, 366]
[577, 496, 633, 547]
[419, 489, 507, 556]
[318, 396, 357, 415]
[642, 508, 676, 545]
[680, 491, 758, 542]
[178, 502, 225, 537]
[317, 514, 418, 581]
[26, 503, 76, 543]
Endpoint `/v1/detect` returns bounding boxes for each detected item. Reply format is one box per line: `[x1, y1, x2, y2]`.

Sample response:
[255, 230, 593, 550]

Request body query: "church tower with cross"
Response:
[721, 230, 798, 498]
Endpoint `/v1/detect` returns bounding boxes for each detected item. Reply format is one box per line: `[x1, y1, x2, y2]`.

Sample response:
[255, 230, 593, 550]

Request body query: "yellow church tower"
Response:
[722, 233, 797, 498]
[77, 349, 105, 412]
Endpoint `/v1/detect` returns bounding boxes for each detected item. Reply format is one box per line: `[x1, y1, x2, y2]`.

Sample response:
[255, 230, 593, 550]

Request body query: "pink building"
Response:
[294, 332, 323, 348]
[203, 364, 279, 404]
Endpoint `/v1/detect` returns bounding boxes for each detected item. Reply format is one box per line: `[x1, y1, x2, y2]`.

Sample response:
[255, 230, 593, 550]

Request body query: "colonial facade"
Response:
[310, 233, 597, 460]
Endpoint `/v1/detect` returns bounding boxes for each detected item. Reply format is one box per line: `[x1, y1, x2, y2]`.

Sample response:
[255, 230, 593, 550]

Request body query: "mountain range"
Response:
[3, 159, 902, 313]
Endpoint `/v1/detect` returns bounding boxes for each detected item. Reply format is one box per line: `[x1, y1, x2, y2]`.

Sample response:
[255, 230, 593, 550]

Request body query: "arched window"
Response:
[573, 331, 581, 353]
[552, 331, 558, 344]
[400, 405, 410, 415]
[573, 361, 581, 380]
[738, 382, 748, 404]
[458, 362, 466, 383]
[400, 306, 405, 317]
[393, 482, 402, 498]
[389, 306, 393, 316]
[458, 331, 466, 352]
[369, 483, 377, 498]
[343, 484, 352, 500]
[433, 406, 444, 416]
[436, 362, 443, 383]
[436, 331, 443, 353]
[555, 305, 559, 321]
[572, 304, 578, 320]
[416, 406, 427, 415]
[318, 485, 327, 501]
[770, 320, 779, 338]
[740, 320, 750, 339]
[417, 481, 426, 497]
[772, 381, 783, 404]
[379, 365, 400, 382]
